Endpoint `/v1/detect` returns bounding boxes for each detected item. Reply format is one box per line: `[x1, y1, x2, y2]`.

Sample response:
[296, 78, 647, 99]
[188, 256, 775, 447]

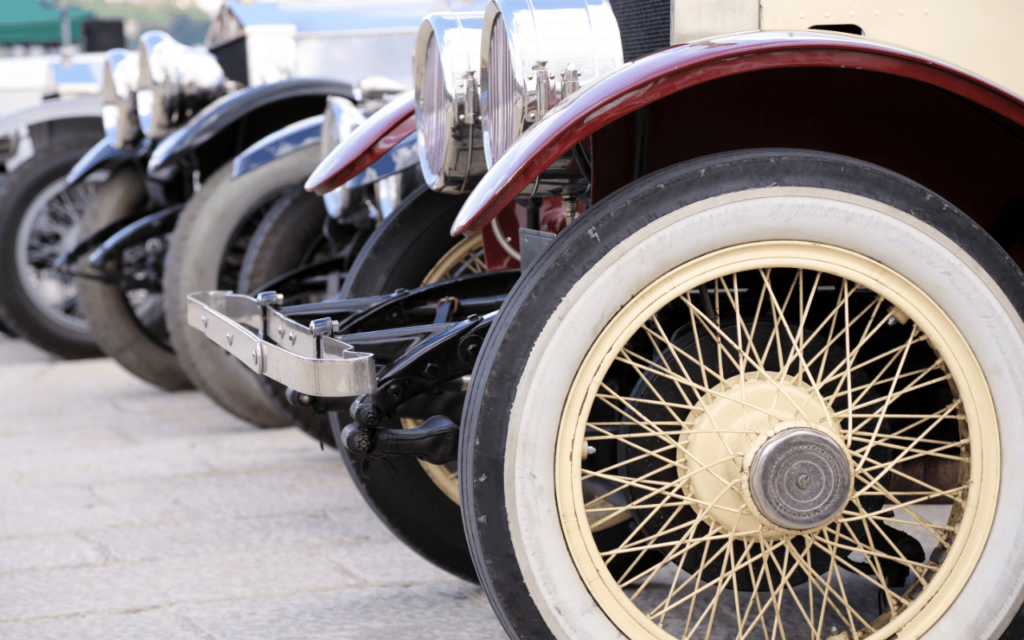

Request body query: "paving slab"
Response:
[0, 338, 504, 639]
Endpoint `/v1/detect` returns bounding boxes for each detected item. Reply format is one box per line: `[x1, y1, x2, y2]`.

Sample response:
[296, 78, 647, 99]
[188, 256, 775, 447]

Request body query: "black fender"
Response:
[147, 78, 354, 180]
[231, 113, 419, 189]
[66, 137, 149, 186]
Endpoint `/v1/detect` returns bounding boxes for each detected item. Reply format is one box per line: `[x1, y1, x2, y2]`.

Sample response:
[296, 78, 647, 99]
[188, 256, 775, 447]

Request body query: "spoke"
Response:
[831, 362, 944, 412]
[856, 482, 961, 547]
[625, 481, 740, 598]
[853, 326, 918, 473]
[736, 542, 775, 640]
[678, 293, 824, 422]
[758, 269, 832, 420]
[852, 400, 961, 498]
[590, 385, 738, 489]
[850, 438, 969, 475]
[780, 536, 874, 636]
[622, 343, 788, 423]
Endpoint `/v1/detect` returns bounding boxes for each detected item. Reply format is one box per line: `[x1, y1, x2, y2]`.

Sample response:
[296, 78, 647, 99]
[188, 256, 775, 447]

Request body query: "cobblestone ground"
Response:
[0, 336, 504, 640]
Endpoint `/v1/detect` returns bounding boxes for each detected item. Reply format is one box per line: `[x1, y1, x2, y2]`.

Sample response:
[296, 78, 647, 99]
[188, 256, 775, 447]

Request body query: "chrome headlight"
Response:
[137, 31, 227, 140]
[480, 0, 623, 166]
[101, 48, 141, 149]
[321, 96, 366, 219]
[413, 12, 487, 194]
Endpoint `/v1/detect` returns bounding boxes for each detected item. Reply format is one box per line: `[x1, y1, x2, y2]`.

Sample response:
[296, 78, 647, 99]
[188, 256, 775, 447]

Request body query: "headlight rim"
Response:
[413, 11, 487, 194]
[479, 0, 624, 168]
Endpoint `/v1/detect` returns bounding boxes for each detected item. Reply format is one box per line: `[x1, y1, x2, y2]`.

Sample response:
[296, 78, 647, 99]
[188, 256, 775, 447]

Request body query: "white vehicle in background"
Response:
[0, 53, 106, 345]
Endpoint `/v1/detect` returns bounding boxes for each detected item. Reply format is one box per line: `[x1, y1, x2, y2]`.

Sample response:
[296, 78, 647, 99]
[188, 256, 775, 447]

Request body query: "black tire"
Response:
[163, 147, 322, 428]
[328, 184, 478, 583]
[74, 166, 192, 389]
[460, 150, 1024, 639]
[237, 189, 338, 439]
[237, 189, 334, 298]
[0, 138, 101, 358]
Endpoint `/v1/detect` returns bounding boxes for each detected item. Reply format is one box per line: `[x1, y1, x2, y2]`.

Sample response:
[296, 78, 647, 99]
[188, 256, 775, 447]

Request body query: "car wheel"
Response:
[329, 184, 484, 582]
[163, 147, 323, 427]
[461, 149, 1024, 640]
[74, 166, 191, 389]
[0, 137, 101, 358]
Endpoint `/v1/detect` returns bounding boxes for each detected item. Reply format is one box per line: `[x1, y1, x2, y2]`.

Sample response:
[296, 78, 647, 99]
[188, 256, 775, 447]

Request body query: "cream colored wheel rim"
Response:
[402, 234, 486, 505]
[421, 234, 486, 284]
[554, 241, 998, 640]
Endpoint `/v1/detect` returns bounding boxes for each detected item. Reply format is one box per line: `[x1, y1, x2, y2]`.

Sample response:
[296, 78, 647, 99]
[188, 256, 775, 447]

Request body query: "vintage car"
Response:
[0, 54, 107, 353]
[190, 0, 1024, 638]
[58, 1, 463, 427]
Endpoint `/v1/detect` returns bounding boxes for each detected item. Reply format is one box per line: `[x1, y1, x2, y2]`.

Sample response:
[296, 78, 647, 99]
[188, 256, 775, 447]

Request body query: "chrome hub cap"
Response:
[747, 426, 851, 531]
[680, 371, 851, 537]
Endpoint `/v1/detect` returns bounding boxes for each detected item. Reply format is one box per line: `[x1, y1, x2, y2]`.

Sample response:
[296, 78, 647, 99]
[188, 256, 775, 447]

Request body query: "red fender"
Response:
[306, 91, 416, 196]
[451, 30, 1024, 236]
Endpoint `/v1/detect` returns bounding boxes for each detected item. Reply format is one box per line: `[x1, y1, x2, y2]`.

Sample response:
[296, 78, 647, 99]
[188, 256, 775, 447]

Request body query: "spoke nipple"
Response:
[587, 445, 597, 456]
[886, 305, 910, 325]
[289, 331, 297, 344]
[277, 325, 285, 338]
[201, 314, 208, 327]
[226, 332, 233, 346]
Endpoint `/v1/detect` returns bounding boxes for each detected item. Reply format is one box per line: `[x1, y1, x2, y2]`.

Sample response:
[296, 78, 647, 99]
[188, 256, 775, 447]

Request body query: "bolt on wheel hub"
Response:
[747, 426, 851, 530]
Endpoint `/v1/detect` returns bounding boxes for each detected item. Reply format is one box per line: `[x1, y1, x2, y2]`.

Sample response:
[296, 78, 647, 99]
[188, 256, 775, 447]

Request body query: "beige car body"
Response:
[673, 0, 1024, 97]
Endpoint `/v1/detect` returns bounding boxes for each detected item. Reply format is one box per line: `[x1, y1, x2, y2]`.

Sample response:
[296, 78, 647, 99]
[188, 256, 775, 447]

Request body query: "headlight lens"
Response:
[421, 34, 446, 177]
[413, 12, 487, 194]
[321, 96, 366, 219]
[138, 30, 227, 140]
[486, 14, 514, 164]
[480, 0, 623, 167]
[101, 48, 141, 149]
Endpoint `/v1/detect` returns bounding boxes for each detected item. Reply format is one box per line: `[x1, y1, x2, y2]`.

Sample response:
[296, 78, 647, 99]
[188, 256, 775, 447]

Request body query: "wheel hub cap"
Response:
[748, 426, 851, 530]
[680, 372, 850, 536]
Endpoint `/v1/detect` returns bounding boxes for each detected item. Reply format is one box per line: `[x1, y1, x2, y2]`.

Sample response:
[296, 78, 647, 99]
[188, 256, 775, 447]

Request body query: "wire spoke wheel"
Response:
[554, 242, 995, 640]
[15, 177, 94, 331]
[459, 151, 1023, 640]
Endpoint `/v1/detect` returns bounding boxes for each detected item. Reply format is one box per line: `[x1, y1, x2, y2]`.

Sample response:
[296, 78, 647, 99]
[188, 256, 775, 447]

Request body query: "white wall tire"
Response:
[163, 147, 322, 427]
[460, 150, 1024, 640]
[74, 166, 192, 389]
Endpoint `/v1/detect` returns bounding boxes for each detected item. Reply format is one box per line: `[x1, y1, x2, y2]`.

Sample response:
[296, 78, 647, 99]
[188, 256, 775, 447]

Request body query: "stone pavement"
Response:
[0, 335, 505, 640]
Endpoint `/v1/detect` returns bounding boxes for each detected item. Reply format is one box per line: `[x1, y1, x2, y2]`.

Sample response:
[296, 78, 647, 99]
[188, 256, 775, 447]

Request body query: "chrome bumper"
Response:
[186, 291, 377, 397]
